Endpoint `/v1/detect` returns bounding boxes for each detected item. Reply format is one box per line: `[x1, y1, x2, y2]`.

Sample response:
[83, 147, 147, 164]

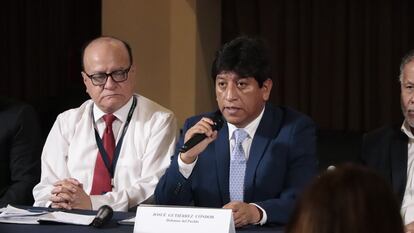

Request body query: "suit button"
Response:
[174, 182, 182, 195]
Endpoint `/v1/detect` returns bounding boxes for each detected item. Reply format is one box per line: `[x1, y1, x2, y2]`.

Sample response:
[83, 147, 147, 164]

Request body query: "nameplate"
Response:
[133, 205, 235, 233]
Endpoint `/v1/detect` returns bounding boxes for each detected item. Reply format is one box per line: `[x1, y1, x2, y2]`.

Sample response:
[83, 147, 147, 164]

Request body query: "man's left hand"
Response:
[223, 201, 261, 228]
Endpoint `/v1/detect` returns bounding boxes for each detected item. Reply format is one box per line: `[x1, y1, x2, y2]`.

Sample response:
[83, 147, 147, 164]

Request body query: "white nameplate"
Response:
[133, 205, 235, 233]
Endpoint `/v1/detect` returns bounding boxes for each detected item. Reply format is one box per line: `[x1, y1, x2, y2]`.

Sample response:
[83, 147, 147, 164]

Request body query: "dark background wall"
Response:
[222, 0, 414, 132]
[1, 0, 101, 139]
[2, 0, 414, 142]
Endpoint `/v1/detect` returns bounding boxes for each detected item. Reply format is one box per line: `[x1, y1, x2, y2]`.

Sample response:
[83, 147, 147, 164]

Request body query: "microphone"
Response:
[179, 111, 224, 153]
[92, 205, 113, 228]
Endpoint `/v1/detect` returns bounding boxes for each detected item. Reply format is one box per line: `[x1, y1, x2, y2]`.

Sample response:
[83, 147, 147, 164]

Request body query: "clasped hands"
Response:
[223, 201, 262, 228]
[49, 178, 92, 210]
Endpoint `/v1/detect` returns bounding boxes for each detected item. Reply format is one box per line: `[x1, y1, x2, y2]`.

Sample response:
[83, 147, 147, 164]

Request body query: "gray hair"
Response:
[399, 50, 414, 83]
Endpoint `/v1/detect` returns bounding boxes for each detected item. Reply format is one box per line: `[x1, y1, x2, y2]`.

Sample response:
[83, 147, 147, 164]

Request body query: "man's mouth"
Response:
[223, 107, 241, 114]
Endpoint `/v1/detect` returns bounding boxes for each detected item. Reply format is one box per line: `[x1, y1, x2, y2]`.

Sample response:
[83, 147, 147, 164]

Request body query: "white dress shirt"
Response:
[33, 94, 177, 211]
[401, 121, 414, 224]
[178, 107, 267, 224]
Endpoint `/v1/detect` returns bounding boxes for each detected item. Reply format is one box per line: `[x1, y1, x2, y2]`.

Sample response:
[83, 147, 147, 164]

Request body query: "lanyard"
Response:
[92, 96, 137, 179]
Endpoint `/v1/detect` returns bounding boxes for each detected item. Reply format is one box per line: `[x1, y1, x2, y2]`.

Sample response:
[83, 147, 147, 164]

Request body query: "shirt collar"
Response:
[401, 120, 414, 140]
[228, 106, 265, 140]
[93, 96, 134, 123]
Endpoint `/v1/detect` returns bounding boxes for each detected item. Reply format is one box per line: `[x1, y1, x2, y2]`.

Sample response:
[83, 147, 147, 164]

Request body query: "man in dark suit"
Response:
[155, 36, 317, 227]
[0, 98, 42, 207]
[361, 50, 414, 230]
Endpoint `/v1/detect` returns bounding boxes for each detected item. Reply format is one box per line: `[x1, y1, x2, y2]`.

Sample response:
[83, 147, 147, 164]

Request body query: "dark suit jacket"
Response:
[361, 125, 408, 205]
[0, 98, 42, 207]
[155, 104, 317, 224]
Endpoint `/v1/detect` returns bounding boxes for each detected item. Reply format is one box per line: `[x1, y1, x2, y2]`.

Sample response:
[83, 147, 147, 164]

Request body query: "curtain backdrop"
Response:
[222, 0, 414, 132]
[1, 0, 101, 138]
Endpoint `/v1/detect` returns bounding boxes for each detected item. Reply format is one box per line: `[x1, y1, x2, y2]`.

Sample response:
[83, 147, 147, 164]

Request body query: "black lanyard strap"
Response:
[92, 96, 137, 178]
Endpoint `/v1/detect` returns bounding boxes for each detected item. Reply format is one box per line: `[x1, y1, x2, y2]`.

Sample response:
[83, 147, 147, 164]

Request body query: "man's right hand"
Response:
[180, 117, 218, 164]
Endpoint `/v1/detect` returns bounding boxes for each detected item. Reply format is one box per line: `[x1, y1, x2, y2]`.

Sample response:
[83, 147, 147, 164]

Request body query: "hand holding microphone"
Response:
[179, 112, 224, 163]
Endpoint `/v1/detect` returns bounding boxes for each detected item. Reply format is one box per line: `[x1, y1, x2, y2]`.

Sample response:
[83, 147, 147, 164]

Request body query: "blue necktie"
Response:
[229, 129, 248, 201]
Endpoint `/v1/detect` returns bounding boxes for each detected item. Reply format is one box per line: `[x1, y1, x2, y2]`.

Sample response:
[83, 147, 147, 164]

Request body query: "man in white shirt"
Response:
[362, 50, 414, 232]
[33, 36, 177, 211]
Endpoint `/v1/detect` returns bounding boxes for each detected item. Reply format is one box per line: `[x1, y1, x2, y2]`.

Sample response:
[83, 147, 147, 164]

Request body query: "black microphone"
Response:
[92, 205, 113, 228]
[179, 111, 224, 153]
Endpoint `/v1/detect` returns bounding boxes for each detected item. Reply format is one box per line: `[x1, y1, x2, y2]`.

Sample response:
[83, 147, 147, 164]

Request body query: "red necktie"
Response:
[90, 114, 116, 195]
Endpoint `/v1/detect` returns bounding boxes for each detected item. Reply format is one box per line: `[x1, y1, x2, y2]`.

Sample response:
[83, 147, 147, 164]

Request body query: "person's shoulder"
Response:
[0, 98, 38, 124]
[56, 99, 93, 121]
[135, 94, 174, 117]
[0, 97, 32, 113]
[267, 104, 314, 125]
[364, 125, 404, 141]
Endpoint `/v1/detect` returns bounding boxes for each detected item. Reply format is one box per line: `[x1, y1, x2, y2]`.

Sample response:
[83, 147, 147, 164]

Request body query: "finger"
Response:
[51, 184, 77, 195]
[189, 123, 214, 137]
[223, 203, 234, 209]
[223, 201, 242, 210]
[198, 118, 219, 136]
[208, 131, 218, 140]
[54, 178, 81, 187]
[50, 194, 65, 203]
[191, 118, 216, 135]
[53, 180, 66, 186]
[65, 178, 81, 186]
[236, 218, 248, 228]
[51, 202, 72, 210]
[233, 211, 249, 228]
[200, 117, 215, 126]
[51, 203, 64, 209]
[55, 192, 75, 203]
[234, 216, 244, 228]
[61, 183, 78, 193]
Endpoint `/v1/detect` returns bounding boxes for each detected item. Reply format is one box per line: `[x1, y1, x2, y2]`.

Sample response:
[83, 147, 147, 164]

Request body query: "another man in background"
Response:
[0, 98, 42, 207]
[361, 50, 414, 231]
[155, 36, 317, 227]
[33, 36, 177, 211]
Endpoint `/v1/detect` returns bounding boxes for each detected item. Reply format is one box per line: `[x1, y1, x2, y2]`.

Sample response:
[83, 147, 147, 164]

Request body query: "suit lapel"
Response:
[215, 124, 230, 204]
[244, 105, 283, 201]
[390, 130, 408, 204]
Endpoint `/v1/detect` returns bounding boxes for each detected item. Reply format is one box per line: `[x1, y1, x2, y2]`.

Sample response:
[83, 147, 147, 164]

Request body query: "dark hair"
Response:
[286, 164, 404, 233]
[80, 36, 133, 70]
[211, 36, 271, 87]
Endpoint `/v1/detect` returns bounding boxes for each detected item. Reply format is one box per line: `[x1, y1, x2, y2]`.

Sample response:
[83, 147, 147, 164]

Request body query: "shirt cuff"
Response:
[250, 203, 267, 225]
[177, 153, 197, 179]
[90, 195, 101, 210]
[45, 200, 53, 208]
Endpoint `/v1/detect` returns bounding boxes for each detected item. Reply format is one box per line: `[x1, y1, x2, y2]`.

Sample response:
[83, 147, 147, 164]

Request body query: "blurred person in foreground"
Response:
[286, 164, 405, 233]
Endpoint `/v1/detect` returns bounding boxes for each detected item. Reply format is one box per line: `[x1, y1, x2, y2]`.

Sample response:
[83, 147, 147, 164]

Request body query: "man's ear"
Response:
[262, 78, 273, 101]
[81, 72, 88, 84]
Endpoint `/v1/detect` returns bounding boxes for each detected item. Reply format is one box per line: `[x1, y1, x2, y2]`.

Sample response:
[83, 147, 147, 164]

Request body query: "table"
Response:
[0, 207, 283, 233]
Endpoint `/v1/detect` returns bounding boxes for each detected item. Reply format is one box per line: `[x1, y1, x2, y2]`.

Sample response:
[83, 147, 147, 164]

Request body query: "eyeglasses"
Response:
[83, 66, 131, 86]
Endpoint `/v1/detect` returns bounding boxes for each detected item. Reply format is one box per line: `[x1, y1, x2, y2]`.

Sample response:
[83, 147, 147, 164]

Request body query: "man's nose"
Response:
[224, 83, 238, 100]
[104, 75, 117, 89]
